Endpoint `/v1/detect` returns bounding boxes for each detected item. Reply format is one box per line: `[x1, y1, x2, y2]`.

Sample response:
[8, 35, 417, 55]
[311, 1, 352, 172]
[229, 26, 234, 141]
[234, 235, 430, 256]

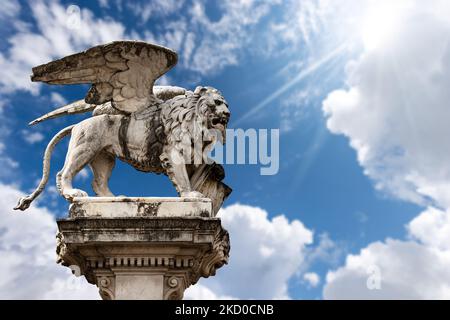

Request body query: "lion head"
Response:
[193, 86, 230, 144]
[161, 86, 230, 167]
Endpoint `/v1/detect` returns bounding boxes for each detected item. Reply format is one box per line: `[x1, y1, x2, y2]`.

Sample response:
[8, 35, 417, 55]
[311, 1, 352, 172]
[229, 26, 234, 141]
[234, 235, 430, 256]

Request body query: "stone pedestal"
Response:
[56, 197, 229, 300]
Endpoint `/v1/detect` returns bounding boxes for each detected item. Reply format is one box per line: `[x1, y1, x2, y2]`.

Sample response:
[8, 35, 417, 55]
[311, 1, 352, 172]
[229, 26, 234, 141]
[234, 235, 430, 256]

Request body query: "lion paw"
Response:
[64, 189, 89, 201]
[181, 191, 205, 198]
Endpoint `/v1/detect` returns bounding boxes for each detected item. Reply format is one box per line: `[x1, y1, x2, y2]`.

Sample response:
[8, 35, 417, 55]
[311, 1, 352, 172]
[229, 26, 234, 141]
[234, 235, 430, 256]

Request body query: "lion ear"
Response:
[194, 86, 208, 95]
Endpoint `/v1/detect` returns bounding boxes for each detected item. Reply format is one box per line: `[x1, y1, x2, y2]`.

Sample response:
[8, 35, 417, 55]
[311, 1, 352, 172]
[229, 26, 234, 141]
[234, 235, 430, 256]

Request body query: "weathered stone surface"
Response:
[13, 40, 233, 301]
[14, 41, 232, 214]
[57, 199, 230, 300]
[69, 196, 212, 218]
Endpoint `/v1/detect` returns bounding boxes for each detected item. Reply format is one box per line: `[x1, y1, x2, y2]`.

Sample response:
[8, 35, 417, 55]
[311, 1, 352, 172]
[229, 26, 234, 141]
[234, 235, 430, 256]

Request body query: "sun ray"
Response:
[234, 43, 349, 126]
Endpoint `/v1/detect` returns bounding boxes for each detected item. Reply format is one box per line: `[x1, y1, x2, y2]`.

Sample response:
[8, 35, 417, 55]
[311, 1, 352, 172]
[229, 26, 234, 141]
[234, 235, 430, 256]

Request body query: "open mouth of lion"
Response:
[211, 117, 227, 131]
[210, 116, 228, 143]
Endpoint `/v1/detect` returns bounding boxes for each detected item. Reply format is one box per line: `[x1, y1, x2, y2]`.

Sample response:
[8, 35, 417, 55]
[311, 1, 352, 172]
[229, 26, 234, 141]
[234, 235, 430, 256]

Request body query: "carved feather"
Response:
[29, 86, 187, 126]
[31, 41, 178, 113]
[153, 86, 186, 101]
[29, 100, 95, 126]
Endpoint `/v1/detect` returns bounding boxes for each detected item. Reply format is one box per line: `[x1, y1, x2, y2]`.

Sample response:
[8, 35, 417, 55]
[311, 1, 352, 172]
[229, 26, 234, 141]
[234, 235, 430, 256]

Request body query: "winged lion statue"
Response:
[14, 41, 231, 214]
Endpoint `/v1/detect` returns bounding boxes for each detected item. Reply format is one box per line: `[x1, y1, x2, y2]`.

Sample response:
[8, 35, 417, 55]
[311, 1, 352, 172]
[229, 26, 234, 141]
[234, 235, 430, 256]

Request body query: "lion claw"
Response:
[63, 189, 89, 201]
[181, 191, 205, 198]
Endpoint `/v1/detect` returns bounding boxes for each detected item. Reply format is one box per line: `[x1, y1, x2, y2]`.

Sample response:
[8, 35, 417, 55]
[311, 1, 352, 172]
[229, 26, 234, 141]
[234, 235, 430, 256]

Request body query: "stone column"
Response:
[56, 197, 229, 300]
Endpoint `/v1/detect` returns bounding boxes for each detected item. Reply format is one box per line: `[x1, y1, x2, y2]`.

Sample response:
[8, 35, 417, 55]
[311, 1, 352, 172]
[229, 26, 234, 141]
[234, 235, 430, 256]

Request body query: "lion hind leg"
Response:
[89, 151, 115, 197]
[57, 138, 99, 201]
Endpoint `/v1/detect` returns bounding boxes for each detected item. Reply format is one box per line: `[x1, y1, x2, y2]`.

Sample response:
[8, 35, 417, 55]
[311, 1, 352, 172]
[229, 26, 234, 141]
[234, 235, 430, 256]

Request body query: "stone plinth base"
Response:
[70, 197, 213, 218]
[56, 197, 229, 300]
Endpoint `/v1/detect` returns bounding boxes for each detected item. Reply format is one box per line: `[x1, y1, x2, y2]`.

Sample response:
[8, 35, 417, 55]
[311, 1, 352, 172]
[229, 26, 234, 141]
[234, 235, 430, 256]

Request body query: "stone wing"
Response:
[31, 41, 178, 113]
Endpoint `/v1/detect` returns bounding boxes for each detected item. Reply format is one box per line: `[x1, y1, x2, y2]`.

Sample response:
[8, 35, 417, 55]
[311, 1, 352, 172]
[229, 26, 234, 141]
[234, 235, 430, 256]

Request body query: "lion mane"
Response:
[155, 87, 224, 195]
[160, 87, 222, 162]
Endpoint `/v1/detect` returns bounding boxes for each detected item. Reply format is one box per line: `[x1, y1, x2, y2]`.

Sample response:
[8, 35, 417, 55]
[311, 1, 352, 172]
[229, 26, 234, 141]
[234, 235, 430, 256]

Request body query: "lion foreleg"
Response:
[161, 148, 204, 198]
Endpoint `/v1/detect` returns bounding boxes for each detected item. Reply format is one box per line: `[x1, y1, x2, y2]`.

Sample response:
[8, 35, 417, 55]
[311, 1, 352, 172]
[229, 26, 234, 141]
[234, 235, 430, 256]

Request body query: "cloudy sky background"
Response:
[1, 0, 450, 299]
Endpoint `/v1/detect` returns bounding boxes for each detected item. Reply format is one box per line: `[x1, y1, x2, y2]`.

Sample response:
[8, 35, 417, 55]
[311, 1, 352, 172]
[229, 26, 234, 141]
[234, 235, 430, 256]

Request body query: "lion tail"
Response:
[14, 125, 75, 211]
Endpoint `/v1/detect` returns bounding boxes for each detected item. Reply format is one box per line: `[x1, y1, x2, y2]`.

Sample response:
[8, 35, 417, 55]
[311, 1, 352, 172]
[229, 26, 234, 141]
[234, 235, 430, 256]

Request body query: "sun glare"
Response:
[361, 2, 405, 51]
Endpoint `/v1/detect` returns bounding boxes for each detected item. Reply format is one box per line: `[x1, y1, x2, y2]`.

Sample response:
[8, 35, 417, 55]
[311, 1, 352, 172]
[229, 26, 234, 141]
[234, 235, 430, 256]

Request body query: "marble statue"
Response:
[14, 41, 231, 213]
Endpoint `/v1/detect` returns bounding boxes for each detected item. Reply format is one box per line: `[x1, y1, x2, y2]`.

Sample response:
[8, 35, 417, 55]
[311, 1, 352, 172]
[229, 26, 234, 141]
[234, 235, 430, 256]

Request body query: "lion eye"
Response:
[214, 99, 222, 105]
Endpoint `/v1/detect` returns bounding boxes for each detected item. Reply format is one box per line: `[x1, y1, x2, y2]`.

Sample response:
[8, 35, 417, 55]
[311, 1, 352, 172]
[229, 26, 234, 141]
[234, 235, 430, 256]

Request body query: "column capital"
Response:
[56, 197, 229, 300]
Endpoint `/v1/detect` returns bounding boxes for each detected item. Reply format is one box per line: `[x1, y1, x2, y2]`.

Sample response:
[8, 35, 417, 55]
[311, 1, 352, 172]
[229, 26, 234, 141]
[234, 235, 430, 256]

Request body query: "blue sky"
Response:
[1, 0, 450, 300]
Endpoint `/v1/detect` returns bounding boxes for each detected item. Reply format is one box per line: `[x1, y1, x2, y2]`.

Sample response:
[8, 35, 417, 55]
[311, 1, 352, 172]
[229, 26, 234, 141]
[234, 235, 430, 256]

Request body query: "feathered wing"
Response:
[29, 99, 95, 125]
[153, 85, 186, 101]
[31, 41, 178, 114]
[29, 86, 188, 126]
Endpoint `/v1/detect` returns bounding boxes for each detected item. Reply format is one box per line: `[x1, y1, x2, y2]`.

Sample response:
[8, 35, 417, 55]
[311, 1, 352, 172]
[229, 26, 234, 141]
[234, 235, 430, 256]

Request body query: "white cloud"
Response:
[323, 1, 450, 207]
[155, 75, 172, 86]
[0, 0, 20, 20]
[185, 204, 314, 299]
[1, 196, 318, 300]
[50, 92, 67, 106]
[0, 0, 126, 94]
[139, 0, 280, 76]
[22, 130, 45, 144]
[185, 284, 235, 300]
[303, 272, 320, 288]
[188, 1, 274, 75]
[98, 0, 109, 9]
[0, 183, 98, 299]
[303, 233, 344, 271]
[0, 0, 285, 94]
[267, 0, 367, 55]
[322, 1, 450, 299]
[126, 0, 184, 23]
[75, 168, 90, 181]
[280, 88, 317, 133]
[408, 207, 450, 251]
[324, 239, 450, 300]
[269, 0, 325, 49]
[0, 142, 19, 177]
